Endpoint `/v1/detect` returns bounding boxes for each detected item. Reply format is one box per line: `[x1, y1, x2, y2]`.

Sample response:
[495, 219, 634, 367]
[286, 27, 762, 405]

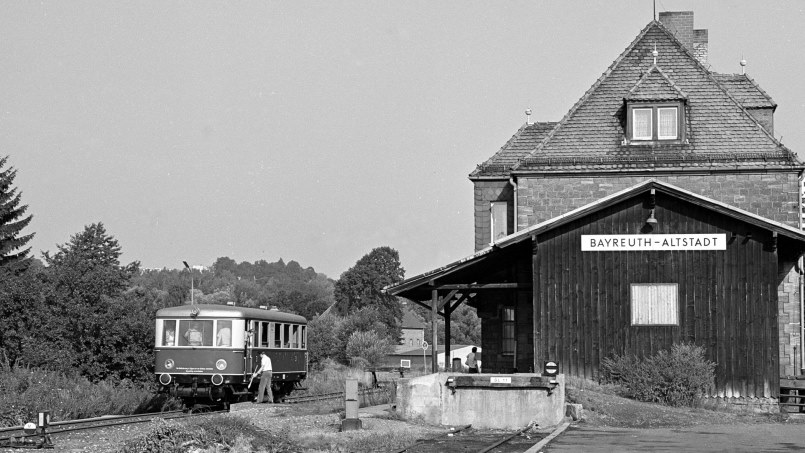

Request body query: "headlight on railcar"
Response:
[159, 373, 172, 385]
[215, 359, 227, 370]
[164, 359, 174, 370]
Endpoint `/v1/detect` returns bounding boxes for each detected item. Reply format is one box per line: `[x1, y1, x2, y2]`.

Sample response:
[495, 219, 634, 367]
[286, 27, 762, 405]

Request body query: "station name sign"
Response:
[581, 234, 727, 251]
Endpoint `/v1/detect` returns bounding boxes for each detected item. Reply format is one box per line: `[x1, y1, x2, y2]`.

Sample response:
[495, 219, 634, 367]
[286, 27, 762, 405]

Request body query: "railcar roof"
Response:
[156, 304, 307, 324]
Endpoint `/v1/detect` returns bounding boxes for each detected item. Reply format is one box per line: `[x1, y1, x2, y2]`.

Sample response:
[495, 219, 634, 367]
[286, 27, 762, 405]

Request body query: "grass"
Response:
[0, 365, 180, 427]
[565, 375, 795, 429]
[121, 415, 299, 453]
[290, 362, 395, 416]
[291, 417, 443, 452]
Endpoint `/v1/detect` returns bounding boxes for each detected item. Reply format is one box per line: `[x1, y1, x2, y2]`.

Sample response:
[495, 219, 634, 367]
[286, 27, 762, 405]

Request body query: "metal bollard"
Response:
[340, 378, 362, 431]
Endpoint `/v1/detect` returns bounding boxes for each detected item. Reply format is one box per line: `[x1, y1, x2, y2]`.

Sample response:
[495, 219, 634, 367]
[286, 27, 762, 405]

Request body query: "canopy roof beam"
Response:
[427, 282, 530, 290]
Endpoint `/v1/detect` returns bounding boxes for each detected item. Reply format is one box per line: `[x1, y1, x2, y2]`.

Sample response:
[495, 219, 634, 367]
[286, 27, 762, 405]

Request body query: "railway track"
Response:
[0, 409, 229, 447]
[284, 387, 389, 404]
[394, 423, 545, 453]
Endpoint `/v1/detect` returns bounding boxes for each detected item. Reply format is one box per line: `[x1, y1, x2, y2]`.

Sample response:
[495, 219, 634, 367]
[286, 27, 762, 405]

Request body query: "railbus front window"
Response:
[179, 320, 214, 346]
[216, 320, 232, 346]
[162, 320, 176, 346]
[301, 326, 307, 349]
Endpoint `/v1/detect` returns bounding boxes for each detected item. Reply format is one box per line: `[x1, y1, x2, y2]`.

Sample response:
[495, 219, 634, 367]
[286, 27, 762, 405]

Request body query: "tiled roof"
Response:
[469, 121, 557, 177]
[711, 73, 777, 109]
[626, 65, 688, 101]
[471, 21, 799, 178]
[400, 308, 425, 329]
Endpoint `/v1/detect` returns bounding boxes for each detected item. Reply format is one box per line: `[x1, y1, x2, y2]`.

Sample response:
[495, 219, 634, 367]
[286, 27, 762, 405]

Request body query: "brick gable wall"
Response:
[516, 173, 800, 229]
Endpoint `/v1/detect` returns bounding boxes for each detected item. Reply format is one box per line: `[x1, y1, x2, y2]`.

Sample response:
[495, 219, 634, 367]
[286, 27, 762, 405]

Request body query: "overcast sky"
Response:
[2, 1, 803, 279]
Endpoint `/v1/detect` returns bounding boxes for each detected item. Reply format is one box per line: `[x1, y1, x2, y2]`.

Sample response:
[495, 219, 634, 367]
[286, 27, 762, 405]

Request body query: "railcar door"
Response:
[246, 320, 257, 377]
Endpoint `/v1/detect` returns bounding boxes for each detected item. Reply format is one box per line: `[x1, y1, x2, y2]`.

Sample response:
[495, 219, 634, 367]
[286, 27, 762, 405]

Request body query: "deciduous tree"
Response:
[334, 246, 405, 330]
[42, 223, 142, 381]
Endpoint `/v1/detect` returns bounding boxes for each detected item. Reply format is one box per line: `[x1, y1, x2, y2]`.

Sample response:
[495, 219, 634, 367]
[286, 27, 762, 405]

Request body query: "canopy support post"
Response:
[431, 289, 438, 373]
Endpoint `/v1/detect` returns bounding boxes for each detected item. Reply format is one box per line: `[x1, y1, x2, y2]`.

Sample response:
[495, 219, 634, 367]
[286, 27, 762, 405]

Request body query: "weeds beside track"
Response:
[0, 409, 228, 445]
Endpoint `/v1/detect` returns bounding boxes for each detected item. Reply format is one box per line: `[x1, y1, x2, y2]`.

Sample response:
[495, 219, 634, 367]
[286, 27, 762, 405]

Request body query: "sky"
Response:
[1, 1, 804, 280]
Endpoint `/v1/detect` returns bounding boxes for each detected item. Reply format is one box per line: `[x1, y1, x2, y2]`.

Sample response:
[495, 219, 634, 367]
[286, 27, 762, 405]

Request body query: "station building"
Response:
[388, 11, 805, 400]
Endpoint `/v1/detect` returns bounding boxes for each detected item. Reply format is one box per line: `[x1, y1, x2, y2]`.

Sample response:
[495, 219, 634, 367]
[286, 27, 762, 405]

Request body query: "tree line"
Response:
[0, 155, 479, 384]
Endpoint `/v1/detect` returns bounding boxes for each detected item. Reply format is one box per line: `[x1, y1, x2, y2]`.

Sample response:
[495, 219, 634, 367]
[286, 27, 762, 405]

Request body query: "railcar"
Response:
[154, 303, 307, 409]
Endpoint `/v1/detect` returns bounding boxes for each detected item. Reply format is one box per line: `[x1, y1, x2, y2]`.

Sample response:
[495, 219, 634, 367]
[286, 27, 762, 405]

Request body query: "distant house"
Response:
[397, 307, 425, 353]
[383, 344, 481, 371]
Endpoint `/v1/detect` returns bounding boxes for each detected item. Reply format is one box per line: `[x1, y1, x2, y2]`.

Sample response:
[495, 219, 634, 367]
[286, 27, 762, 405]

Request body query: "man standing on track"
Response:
[254, 351, 273, 403]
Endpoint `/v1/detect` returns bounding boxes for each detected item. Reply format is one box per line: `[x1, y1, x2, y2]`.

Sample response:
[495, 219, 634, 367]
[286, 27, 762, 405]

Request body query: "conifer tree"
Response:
[0, 156, 33, 269]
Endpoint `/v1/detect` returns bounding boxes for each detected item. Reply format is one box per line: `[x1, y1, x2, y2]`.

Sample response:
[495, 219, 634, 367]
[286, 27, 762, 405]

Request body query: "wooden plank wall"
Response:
[533, 193, 779, 398]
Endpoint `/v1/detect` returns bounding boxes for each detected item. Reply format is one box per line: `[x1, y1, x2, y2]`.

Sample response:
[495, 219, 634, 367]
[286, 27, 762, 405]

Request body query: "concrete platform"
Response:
[395, 372, 565, 429]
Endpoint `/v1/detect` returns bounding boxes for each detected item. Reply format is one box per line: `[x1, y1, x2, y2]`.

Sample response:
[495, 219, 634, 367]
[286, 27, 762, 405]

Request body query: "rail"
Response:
[393, 423, 543, 453]
[0, 409, 228, 447]
[284, 387, 389, 404]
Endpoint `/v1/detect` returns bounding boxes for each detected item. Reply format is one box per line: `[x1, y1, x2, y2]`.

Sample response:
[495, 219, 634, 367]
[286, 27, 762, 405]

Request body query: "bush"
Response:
[599, 343, 715, 406]
[0, 365, 175, 427]
[346, 330, 394, 368]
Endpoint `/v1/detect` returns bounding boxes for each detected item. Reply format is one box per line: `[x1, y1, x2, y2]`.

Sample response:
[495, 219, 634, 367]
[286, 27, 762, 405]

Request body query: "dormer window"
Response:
[624, 64, 687, 145]
[627, 102, 684, 143]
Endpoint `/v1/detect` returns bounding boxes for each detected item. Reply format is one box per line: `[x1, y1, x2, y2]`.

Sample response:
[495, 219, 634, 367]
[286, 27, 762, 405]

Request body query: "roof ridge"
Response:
[512, 21, 658, 169]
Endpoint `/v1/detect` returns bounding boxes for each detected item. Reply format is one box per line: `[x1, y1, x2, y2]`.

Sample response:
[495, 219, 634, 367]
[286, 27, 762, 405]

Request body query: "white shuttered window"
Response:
[631, 283, 678, 325]
[491, 202, 508, 242]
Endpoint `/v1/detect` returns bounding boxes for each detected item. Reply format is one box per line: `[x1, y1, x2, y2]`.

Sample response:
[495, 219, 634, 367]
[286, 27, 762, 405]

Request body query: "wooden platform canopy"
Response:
[386, 179, 805, 377]
[385, 241, 532, 371]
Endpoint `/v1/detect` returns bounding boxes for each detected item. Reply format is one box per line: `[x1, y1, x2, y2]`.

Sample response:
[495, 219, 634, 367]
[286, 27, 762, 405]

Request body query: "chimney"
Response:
[658, 11, 708, 66]
[693, 29, 708, 66]
[658, 11, 694, 51]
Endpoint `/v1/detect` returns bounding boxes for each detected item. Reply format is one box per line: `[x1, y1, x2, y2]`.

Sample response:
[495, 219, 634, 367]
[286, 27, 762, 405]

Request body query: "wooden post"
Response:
[444, 298, 451, 372]
[431, 289, 438, 373]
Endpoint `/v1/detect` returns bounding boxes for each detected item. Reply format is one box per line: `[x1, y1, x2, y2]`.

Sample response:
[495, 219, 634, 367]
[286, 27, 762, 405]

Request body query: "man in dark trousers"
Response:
[466, 347, 479, 373]
[253, 351, 274, 403]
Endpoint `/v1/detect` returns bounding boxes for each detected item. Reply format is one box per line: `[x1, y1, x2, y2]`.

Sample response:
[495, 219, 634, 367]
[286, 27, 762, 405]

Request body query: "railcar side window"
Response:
[300, 326, 306, 349]
[259, 322, 270, 347]
[274, 323, 283, 348]
[283, 324, 291, 348]
[291, 325, 299, 348]
[162, 320, 176, 346]
[216, 320, 232, 346]
[179, 320, 214, 346]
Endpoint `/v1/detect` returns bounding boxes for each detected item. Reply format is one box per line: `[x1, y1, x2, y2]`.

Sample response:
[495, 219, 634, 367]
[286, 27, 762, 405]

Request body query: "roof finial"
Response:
[652, 43, 658, 65]
[740, 55, 747, 75]
[525, 108, 533, 125]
